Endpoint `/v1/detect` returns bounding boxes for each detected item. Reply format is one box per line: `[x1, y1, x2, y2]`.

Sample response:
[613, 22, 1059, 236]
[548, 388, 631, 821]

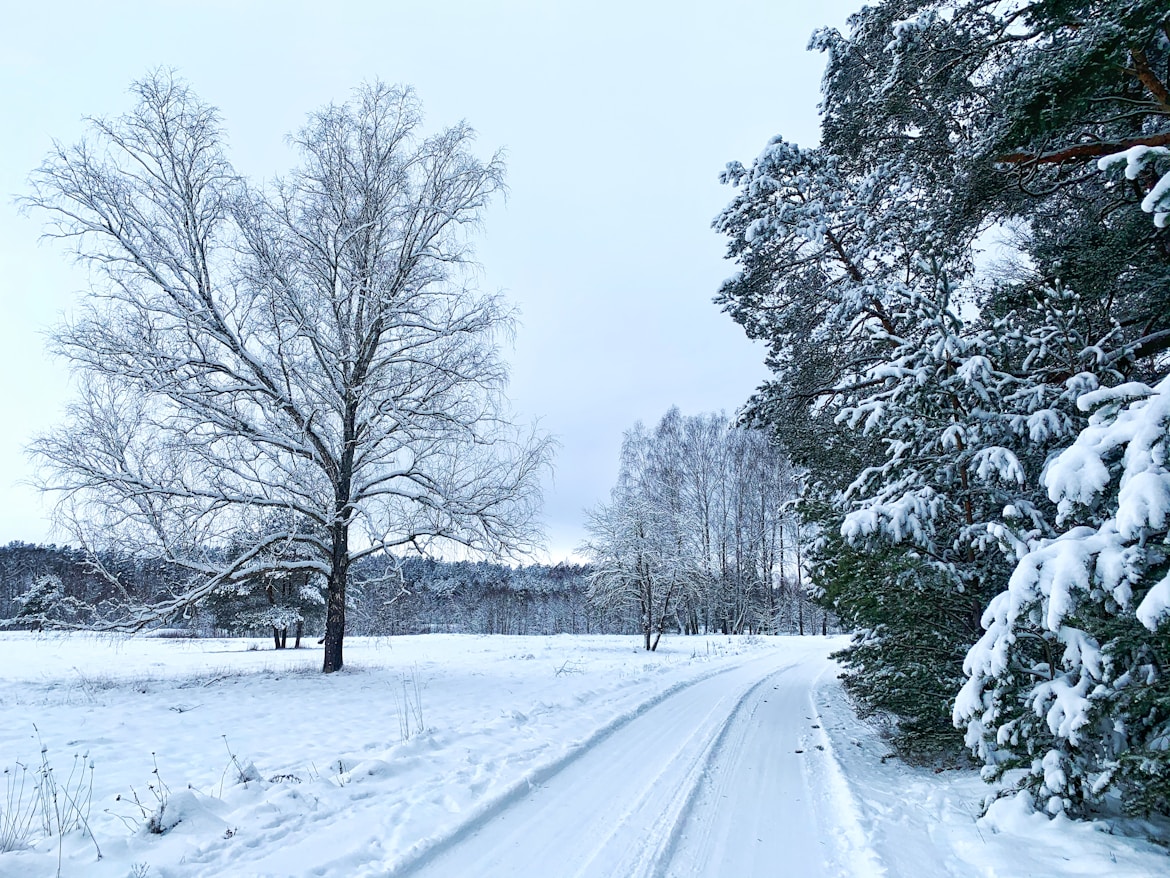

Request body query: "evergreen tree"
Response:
[715, 0, 1170, 797]
[957, 378, 1170, 816]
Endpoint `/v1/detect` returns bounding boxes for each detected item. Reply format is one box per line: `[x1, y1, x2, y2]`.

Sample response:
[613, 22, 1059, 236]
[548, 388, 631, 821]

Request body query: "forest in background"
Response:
[0, 538, 831, 644]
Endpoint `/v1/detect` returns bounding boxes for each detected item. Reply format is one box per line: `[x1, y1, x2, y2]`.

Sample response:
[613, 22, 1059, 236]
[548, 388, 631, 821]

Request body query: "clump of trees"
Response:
[2, 532, 832, 643]
[583, 409, 829, 650]
[717, 0, 1169, 816]
[0, 542, 193, 629]
[24, 72, 552, 671]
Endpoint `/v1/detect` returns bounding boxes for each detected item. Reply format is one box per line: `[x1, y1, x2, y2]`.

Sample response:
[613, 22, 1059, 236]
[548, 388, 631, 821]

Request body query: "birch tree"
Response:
[583, 410, 803, 643]
[583, 422, 701, 651]
[25, 72, 552, 672]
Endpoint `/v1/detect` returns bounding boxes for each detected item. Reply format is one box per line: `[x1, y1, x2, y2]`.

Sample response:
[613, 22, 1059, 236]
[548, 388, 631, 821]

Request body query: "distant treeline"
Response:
[0, 542, 184, 625]
[0, 542, 832, 639]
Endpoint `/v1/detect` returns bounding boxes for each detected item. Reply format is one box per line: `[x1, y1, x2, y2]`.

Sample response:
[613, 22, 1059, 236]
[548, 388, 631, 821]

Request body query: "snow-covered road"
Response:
[2, 634, 1163, 877]
[395, 649, 878, 878]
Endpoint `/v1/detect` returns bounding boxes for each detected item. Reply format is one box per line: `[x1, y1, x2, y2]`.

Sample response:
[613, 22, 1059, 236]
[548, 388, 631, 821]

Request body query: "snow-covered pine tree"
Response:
[714, 139, 893, 489]
[717, 0, 1170, 781]
[956, 377, 1170, 816]
[825, 266, 1101, 750]
[837, 0, 1170, 816]
[203, 512, 326, 647]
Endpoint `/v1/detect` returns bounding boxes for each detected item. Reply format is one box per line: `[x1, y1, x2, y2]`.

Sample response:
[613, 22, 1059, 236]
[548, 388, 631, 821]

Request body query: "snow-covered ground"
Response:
[0, 633, 1163, 877]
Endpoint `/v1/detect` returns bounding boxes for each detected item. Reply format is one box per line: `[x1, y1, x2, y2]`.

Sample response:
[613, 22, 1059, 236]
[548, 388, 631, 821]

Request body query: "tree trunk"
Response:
[268, 584, 282, 649]
[323, 579, 346, 672]
[324, 442, 353, 672]
[323, 523, 349, 672]
[294, 619, 303, 649]
[795, 533, 805, 635]
[642, 578, 653, 651]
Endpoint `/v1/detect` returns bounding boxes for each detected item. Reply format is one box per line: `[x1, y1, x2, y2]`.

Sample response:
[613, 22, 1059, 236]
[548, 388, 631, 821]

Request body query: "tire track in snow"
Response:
[653, 659, 885, 878]
[173, 649, 787, 878]
[380, 652, 795, 878]
[578, 662, 803, 878]
[382, 649, 879, 878]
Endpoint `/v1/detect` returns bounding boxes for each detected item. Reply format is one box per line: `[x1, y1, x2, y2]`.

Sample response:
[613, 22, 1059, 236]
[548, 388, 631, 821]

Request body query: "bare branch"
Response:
[996, 131, 1170, 166]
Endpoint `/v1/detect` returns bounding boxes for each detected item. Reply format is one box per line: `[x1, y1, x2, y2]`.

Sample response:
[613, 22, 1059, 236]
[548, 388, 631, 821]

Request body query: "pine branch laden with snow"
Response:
[825, 272, 1117, 751]
[1097, 146, 1170, 228]
[956, 376, 1170, 817]
[22, 73, 554, 671]
[837, 278, 1089, 583]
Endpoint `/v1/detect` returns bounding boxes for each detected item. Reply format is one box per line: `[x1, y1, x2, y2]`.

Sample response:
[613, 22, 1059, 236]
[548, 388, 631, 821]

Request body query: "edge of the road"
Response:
[807, 663, 889, 878]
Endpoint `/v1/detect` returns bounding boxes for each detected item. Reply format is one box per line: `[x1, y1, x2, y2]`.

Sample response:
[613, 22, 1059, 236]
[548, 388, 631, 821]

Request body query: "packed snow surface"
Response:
[0, 633, 1162, 877]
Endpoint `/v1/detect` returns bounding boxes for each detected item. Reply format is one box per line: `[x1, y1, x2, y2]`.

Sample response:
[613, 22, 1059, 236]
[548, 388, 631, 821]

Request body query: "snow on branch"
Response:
[1097, 144, 1170, 227]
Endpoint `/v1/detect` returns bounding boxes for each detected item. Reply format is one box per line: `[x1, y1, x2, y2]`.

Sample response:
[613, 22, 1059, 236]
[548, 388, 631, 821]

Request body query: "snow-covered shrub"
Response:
[956, 378, 1170, 816]
[117, 754, 175, 835]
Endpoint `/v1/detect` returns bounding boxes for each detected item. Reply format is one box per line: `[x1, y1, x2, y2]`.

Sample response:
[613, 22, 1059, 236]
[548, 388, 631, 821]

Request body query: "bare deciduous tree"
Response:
[25, 72, 552, 671]
[583, 418, 704, 651]
[583, 409, 811, 644]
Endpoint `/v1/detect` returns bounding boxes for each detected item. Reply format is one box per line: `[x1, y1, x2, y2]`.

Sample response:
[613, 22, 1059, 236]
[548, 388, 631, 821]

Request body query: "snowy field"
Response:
[0, 633, 1164, 877]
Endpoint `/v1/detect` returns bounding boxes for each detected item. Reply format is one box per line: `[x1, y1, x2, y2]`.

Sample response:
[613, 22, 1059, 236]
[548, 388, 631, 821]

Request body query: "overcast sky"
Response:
[0, 0, 857, 561]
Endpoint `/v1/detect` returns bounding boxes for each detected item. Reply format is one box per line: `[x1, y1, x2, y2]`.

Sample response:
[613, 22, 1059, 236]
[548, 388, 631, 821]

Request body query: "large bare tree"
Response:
[26, 72, 552, 671]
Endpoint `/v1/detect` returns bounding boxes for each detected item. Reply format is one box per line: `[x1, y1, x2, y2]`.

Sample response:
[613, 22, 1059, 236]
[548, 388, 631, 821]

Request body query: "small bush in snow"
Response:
[218, 737, 261, 796]
[117, 754, 173, 835]
[393, 666, 426, 741]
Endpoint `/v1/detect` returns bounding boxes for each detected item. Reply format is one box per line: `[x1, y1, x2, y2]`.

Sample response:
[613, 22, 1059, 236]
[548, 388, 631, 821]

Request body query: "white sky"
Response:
[0, 0, 857, 561]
